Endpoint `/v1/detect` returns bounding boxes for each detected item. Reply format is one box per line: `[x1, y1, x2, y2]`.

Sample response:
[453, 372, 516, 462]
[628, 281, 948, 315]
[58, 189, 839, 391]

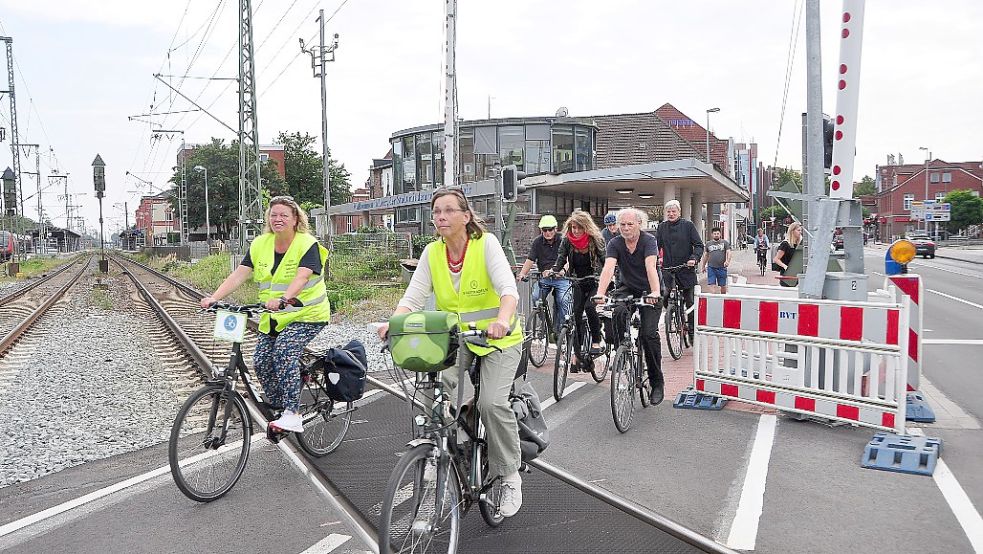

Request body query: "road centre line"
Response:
[299, 533, 352, 554]
[724, 414, 777, 551]
[907, 428, 983, 552]
[926, 289, 983, 312]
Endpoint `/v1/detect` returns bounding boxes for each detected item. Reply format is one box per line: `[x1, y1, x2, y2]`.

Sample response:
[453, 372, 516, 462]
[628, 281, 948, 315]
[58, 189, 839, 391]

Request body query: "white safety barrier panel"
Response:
[885, 274, 922, 391]
[693, 293, 910, 433]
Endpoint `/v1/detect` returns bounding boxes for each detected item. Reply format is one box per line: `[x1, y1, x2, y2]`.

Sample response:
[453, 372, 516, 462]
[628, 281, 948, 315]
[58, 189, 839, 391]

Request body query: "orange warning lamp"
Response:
[889, 239, 916, 265]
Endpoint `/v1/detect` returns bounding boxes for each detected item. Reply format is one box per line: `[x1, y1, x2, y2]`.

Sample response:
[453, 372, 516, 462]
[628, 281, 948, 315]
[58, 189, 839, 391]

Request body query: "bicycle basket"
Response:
[387, 311, 460, 372]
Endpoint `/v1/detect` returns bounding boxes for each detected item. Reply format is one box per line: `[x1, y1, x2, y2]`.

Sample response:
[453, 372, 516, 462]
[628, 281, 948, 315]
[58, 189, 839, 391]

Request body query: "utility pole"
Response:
[442, 0, 457, 188]
[801, 0, 824, 280]
[300, 13, 339, 239]
[14, 143, 42, 252]
[1, 36, 23, 262]
[238, 0, 264, 252]
[154, 129, 188, 245]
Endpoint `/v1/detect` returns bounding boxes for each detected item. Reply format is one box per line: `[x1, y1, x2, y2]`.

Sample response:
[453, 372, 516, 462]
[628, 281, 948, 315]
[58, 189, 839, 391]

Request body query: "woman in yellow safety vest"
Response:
[201, 196, 330, 433]
[376, 188, 526, 518]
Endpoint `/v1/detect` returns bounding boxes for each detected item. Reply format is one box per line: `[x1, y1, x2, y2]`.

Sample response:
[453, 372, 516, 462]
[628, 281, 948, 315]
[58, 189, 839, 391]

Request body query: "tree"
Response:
[853, 175, 876, 197]
[943, 189, 983, 235]
[277, 131, 352, 208]
[168, 138, 285, 240]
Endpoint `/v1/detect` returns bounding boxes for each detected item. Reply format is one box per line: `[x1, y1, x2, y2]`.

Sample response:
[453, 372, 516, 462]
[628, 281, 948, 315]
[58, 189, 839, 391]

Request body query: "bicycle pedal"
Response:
[266, 427, 287, 443]
[518, 462, 531, 474]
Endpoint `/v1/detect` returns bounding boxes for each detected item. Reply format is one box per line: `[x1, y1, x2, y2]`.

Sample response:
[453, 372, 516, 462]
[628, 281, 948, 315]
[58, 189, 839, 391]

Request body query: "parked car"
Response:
[907, 233, 936, 259]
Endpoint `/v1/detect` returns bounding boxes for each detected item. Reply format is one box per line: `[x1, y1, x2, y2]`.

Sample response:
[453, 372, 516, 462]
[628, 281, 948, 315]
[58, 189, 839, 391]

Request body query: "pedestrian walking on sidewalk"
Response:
[702, 227, 731, 294]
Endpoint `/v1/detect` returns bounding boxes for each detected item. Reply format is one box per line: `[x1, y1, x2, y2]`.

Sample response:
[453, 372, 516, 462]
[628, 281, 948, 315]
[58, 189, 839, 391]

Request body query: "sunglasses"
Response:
[542, 227, 556, 232]
[270, 195, 296, 204]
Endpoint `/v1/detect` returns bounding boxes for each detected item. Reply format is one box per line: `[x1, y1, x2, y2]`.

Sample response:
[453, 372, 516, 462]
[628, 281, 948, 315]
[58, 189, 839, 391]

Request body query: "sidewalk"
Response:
[934, 246, 983, 265]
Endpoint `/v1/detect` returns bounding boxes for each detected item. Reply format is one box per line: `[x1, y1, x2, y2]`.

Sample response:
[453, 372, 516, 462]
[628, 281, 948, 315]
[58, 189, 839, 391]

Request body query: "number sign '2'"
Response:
[213, 310, 247, 342]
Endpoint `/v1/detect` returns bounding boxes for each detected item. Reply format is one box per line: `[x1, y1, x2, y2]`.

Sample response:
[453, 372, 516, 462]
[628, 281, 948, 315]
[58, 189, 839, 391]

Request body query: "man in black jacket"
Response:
[656, 199, 705, 343]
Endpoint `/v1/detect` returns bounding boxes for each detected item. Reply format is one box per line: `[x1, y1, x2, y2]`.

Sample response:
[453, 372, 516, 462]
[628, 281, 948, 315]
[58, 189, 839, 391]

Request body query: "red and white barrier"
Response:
[693, 293, 909, 433]
[885, 274, 923, 391]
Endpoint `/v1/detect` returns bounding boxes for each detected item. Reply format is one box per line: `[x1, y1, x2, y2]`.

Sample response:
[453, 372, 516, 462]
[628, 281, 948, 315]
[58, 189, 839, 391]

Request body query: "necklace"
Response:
[446, 240, 468, 273]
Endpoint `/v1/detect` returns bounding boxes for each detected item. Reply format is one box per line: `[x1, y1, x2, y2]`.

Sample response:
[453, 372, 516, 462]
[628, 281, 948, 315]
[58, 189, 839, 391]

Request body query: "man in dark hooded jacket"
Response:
[655, 199, 704, 342]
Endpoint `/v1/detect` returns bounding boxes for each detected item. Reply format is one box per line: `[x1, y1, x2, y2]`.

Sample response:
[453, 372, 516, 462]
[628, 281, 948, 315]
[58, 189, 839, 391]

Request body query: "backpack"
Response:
[318, 339, 368, 402]
[388, 311, 460, 372]
[510, 381, 550, 462]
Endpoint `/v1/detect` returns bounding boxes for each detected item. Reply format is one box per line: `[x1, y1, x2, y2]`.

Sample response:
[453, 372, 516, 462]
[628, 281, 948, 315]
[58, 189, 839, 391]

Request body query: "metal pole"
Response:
[706, 113, 711, 163]
[442, 0, 457, 188]
[204, 168, 211, 245]
[318, 9, 332, 239]
[803, 0, 824, 279]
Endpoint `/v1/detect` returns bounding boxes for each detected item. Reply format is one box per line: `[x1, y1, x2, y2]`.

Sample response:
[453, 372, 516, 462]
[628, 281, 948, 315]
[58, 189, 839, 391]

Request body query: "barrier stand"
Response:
[885, 274, 935, 423]
[673, 293, 943, 476]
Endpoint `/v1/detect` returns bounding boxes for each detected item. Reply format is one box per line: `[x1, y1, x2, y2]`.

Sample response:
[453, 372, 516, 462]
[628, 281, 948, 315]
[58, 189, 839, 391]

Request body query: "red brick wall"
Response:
[875, 162, 983, 238]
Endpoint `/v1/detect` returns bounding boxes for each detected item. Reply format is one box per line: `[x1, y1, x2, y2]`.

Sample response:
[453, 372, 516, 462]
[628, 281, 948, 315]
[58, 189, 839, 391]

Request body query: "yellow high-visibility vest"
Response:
[250, 232, 331, 333]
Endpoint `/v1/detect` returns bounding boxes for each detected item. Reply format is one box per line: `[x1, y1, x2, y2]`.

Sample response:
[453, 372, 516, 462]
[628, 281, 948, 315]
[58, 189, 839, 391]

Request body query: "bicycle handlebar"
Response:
[662, 263, 694, 272]
[203, 302, 270, 315]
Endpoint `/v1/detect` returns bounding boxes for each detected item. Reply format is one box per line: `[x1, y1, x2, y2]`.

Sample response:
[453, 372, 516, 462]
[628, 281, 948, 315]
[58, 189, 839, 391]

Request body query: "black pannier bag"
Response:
[319, 339, 368, 402]
[510, 381, 550, 462]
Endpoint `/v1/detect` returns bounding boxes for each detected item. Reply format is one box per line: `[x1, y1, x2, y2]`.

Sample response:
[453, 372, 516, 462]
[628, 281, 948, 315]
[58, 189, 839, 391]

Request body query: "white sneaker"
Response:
[499, 472, 523, 517]
[423, 458, 438, 482]
[270, 410, 303, 433]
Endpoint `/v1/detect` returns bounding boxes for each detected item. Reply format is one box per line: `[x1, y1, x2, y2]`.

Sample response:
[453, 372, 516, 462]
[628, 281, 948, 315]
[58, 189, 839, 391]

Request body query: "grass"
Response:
[0, 256, 78, 282]
[90, 287, 113, 309]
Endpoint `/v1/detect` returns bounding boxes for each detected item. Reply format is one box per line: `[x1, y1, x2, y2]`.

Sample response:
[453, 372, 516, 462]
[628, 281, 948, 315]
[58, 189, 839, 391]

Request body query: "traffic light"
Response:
[823, 115, 834, 171]
[502, 165, 525, 202]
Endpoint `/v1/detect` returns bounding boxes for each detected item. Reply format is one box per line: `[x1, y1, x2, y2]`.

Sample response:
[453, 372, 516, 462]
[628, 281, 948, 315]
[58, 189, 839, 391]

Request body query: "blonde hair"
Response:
[430, 188, 486, 238]
[617, 207, 648, 229]
[263, 196, 310, 234]
[785, 221, 803, 246]
[561, 209, 605, 253]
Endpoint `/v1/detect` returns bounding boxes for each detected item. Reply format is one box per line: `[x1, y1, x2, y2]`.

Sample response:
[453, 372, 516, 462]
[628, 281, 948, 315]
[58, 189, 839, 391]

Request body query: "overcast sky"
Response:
[1, 0, 980, 233]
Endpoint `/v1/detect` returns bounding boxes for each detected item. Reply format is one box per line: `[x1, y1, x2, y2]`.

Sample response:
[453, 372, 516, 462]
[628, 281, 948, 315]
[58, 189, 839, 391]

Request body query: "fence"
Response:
[691, 294, 910, 434]
[327, 232, 412, 283]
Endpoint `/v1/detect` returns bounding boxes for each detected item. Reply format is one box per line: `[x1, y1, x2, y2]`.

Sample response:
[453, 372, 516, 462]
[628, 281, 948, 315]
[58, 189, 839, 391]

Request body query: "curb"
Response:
[933, 252, 983, 265]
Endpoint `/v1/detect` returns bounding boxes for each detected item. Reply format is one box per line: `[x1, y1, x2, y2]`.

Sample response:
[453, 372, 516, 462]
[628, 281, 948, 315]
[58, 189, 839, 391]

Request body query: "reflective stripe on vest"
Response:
[428, 235, 522, 355]
[257, 275, 323, 292]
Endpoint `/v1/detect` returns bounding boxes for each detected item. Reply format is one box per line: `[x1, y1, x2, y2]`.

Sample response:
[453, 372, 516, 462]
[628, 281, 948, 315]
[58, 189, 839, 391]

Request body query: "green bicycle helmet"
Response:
[538, 215, 558, 229]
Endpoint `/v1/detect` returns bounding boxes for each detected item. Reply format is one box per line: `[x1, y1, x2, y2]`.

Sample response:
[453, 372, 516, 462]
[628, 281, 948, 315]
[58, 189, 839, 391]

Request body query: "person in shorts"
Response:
[701, 227, 731, 294]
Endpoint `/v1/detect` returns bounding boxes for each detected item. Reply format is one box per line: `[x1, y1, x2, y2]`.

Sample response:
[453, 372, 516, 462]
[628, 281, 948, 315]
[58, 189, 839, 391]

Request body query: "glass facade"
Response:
[391, 119, 597, 223]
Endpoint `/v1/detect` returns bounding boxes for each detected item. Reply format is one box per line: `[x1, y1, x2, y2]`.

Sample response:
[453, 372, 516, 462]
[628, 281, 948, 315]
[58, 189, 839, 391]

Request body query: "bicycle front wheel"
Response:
[553, 328, 572, 402]
[637, 344, 649, 408]
[380, 444, 461, 554]
[169, 385, 252, 502]
[590, 343, 610, 383]
[609, 348, 635, 433]
[476, 422, 505, 528]
[665, 303, 684, 360]
[526, 309, 549, 368]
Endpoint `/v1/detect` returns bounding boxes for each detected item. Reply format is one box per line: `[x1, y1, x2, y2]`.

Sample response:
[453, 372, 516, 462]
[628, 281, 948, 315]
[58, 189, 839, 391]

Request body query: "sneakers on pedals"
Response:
[499, 472, 523, 517]
[270, 410, 303, 433]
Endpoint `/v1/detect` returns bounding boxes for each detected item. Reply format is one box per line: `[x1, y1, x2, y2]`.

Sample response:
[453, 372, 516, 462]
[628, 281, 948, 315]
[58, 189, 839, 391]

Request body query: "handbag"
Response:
[319, 339, 368, 402]
[510, 381, 550, 462]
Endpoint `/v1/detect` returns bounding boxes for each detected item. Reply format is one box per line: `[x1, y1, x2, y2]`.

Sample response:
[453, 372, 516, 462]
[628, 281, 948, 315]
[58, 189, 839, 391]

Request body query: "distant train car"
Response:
[0, 230, 14, 262]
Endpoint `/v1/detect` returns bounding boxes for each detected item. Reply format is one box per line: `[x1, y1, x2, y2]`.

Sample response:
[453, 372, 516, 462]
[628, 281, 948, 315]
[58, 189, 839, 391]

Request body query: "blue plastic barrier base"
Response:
[861, 432, 942, 476]
[906, 392, 937, 423]
[673, 389, 727, 411]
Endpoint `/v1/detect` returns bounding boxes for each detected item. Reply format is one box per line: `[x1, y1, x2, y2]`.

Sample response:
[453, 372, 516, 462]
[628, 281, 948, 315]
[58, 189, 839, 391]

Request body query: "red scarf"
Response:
[567, 231, 590, 251]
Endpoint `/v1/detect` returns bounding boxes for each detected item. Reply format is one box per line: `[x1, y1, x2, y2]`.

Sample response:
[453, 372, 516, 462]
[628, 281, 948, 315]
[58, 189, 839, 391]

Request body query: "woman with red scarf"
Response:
[546, 209, 606, 370]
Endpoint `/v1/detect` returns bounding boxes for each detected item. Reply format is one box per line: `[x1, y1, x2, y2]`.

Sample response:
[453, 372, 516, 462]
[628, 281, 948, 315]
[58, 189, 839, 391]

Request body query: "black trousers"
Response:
[610, 288, 663, 388]
[572, 279, 602, 359]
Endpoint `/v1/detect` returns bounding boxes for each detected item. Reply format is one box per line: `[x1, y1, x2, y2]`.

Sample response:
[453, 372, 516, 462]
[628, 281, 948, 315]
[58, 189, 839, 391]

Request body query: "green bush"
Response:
[412, 233, 437, 258]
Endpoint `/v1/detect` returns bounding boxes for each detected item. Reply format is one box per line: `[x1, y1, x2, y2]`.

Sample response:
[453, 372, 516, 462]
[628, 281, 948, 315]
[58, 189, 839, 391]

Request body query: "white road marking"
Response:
[924, 339, 983, 346]
[725, 414, 777, 551]
[0, 434, 267, 538]
[927, 289, 983, 311]
[541, 381, 587, 410]
[907, 428, 983, 552]
[299, 533, 352, 553]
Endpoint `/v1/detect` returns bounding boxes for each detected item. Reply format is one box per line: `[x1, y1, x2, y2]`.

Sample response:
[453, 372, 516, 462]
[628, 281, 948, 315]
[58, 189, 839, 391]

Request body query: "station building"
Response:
[325, 103, 750, 253]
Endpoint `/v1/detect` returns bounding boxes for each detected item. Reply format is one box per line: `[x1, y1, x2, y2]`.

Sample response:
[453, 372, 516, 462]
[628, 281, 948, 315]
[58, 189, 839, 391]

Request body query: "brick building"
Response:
[134, 190, 177, 245]
[871, 159, 983, 239]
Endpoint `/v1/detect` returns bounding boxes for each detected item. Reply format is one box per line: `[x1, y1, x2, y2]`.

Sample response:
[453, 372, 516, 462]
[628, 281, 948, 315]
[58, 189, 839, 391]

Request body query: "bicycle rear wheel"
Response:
[665, 301, 684, 360]
[169, 385, 252, 502]
[553, 328, 572, 402]
[609, 347, 635, 433]
[526, 309, 549, 368]
[759, 258, 766, 276]
[296, 368, 353, 457]
[476, 421, 504, 528]
[380, 444, 461, 554]
[590, 343, 610, 383]
[637, 345, 649, 408]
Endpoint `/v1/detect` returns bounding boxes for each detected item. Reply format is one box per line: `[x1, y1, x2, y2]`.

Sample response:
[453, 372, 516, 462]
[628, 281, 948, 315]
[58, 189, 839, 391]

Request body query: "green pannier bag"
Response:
[388, 311, 460, 372]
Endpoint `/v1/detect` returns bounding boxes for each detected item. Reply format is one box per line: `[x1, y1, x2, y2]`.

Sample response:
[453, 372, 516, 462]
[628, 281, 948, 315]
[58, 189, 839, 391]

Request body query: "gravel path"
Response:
[0, 268, 184, 488]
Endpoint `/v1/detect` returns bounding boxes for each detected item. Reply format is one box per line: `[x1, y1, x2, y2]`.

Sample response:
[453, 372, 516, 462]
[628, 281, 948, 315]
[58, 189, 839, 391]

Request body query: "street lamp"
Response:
[919, 146, 930, 232]
[193, 165, 211, 245]
[705, 107, 720, 164]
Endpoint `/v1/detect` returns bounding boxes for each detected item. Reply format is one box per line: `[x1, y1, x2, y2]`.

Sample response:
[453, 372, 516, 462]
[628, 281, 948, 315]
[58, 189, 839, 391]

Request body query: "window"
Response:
[392, 140, 403, 193]
[575, 127, 592, 171]
[346, 216, 356, 233]
[416, 132, 433, 187]
[930, 172, 940, 183]
[260, 153, 270, 163]
[936, 192, 946, 203]
[433, 132, 443, 187]
[552, 125, 574, 173]
[525, 124, 551, 174]
[942, 172, 952, 183]
[903, 194, 914, 211]
[396, 206, 421, 224]
[458, 129, 475, 183]
[499, 126, 525, 170]
[401, 136, 416, 192]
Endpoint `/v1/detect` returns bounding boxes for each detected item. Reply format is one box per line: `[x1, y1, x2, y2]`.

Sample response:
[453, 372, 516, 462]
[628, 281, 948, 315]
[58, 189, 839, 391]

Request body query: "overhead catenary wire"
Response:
[772, 0, 804, 170]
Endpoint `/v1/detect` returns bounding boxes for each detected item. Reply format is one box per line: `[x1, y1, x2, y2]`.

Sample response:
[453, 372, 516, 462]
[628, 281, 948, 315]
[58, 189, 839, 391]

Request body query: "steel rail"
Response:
[0, 256, 83, 309]
[0, 257, 91, 357]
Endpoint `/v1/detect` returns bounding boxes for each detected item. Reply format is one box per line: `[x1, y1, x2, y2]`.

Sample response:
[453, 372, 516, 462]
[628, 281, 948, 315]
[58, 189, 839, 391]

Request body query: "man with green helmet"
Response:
[516, 214, 571, 334]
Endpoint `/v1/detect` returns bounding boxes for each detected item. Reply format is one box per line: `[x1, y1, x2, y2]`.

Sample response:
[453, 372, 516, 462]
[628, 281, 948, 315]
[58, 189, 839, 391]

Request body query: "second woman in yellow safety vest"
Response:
[377, 188, 525, 519]
[201, 196, 330, 433]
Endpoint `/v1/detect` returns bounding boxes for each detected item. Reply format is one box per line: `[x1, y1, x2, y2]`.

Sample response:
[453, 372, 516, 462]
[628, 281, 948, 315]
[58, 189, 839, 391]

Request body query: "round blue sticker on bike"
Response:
[224, 315, 239, 331]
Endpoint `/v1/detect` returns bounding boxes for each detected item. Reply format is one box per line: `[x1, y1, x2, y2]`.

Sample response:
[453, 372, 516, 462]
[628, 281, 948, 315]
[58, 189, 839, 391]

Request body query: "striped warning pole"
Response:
[886, 274, 922, 391]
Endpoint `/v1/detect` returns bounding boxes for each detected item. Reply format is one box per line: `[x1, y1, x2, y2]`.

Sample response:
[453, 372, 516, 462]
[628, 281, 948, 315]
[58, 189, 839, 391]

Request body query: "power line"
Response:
[772, 0, 804, 169]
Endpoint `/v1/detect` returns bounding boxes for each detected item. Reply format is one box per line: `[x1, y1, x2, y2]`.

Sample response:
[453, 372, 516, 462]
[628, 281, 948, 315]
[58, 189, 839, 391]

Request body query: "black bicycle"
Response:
[756, 245, 769, 276]
[168, 302, 354, 502]
[550, 275, 607, 401]
[379, 326, 524, 554]
[602, 295, 653, 433]
[521, 271, 562, 369]
[663, 264, 694, 361]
